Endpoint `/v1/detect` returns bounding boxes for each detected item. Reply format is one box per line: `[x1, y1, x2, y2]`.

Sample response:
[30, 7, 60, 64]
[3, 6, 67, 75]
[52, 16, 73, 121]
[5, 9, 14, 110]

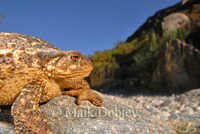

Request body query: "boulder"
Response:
[182, 0, 190, 5]
[161, 13, 190, 32]
[0, 92, 175, 134]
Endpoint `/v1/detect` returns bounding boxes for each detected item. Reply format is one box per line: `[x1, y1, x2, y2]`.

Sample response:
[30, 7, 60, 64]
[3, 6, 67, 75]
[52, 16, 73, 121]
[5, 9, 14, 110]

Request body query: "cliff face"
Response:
[126, 0, 200, 42]
[89, 0, 200, 93]
[150, 39, 200, 92]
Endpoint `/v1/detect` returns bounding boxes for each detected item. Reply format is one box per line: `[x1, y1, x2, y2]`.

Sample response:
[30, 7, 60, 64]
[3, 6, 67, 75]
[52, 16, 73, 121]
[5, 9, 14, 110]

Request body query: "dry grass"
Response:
[169, 120, 200, 134]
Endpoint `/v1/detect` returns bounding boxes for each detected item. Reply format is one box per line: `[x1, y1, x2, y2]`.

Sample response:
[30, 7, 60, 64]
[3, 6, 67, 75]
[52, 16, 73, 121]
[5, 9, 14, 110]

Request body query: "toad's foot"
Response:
[63, 89, 103, 107]
[11, 83, 53, 134]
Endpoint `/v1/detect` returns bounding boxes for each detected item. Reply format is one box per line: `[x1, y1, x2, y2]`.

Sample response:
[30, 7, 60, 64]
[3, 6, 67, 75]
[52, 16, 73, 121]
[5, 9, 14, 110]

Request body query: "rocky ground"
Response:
[106, 88, 200, 129]
[0, 89, 199, 134]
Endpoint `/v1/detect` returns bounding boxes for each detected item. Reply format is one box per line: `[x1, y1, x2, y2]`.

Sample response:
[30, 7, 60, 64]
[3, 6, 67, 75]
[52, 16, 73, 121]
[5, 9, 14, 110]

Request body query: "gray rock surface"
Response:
[0, 122, 15, 134]
[161, 13, 190, 32]
[41, 93, 174, 134]
[1, 89, 200, 133]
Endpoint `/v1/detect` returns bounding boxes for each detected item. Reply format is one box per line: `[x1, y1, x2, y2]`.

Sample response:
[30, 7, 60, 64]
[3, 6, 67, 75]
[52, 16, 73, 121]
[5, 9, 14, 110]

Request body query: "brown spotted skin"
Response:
[0, 32, 102, 134]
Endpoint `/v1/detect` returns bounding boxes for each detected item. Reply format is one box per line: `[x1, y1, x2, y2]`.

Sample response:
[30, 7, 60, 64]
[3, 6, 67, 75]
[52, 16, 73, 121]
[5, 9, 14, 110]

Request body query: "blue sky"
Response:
[0, 0, 181, 55]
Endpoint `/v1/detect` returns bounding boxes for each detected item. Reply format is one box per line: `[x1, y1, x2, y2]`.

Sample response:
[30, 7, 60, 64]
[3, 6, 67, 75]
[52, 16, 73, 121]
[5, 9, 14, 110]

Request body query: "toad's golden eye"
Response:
[71, 53, 81, 62]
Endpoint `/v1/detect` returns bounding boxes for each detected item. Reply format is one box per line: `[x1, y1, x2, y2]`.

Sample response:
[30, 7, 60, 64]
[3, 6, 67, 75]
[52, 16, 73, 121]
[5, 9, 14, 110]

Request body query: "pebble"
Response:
[189, 102, 198, 108]
[162, 111, 170, 117]
[170, 110, 180, 115]
[169, 114, 181, 121]
[181, 107, 194, 115]
[179, 104, 185, 111]
[194, 106, 200, 111]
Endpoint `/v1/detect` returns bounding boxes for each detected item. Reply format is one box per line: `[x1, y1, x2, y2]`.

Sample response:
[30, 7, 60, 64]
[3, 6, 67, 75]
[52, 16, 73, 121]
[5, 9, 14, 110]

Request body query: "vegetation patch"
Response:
[168, 120, 200, 134]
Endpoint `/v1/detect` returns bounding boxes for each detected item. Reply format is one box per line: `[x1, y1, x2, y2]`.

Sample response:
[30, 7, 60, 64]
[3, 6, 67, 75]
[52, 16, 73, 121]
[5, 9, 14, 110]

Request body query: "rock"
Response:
[179, 104, 185, 111]
[177, 95, 190, 105]
[169, 114, 181, 121]
[161, 107, 170, 112]
[0, 122, 15, 134]
[182, 0, 190, 5]
[170, 110, 180, 115]
[0, 92, 176, 134]
[194, 106, 200, 111]
[189, 102, 198, 109]
[160, 100, 171, 107]
[40, 93, 175, 134]
[158, 100, 164, 105]
[182, 107, 194, 115]
[162, 111, 170, 120]
[161, 13, 190, 32]
[151, 40, 200, 92]
[146, 106, 160, 115]
[170, 100, 180, 107]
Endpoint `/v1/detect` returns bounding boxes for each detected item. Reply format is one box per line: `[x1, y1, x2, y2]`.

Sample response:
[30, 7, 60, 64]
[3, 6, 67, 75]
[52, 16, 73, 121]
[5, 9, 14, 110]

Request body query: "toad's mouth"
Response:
[56, 70, 92, 78]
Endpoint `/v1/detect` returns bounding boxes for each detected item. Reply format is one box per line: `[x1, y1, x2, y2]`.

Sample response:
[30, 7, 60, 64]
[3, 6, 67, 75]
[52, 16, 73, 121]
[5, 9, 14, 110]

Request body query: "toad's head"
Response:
[53, 51, 93, 78]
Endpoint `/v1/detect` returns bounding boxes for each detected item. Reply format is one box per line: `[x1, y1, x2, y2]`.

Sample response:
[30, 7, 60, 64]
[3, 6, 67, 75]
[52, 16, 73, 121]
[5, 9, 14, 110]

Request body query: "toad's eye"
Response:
[71, 53, 81, 62]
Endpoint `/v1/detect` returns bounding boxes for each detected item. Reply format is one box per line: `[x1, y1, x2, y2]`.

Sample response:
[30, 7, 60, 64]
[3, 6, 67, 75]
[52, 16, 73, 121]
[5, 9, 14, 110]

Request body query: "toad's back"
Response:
[0, 32, 58, 70]
[0, 32, 61, 105]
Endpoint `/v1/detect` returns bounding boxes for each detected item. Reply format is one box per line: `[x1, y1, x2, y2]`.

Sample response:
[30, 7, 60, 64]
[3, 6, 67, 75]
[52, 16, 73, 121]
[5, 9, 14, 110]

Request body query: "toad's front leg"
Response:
[63, 79, 103, 107]
[11, 83, 53, 134]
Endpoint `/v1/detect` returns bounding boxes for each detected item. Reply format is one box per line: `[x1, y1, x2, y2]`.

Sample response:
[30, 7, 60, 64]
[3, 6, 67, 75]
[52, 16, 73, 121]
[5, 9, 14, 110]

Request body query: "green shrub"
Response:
[89, 25, 192, 89]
